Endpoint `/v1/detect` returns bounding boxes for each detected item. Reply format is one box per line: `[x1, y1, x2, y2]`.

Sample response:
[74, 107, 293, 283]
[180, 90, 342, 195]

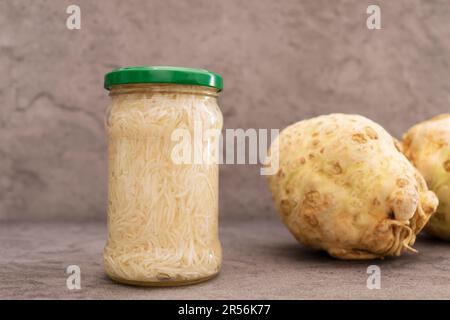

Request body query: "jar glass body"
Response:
[103, 83, 223, 286]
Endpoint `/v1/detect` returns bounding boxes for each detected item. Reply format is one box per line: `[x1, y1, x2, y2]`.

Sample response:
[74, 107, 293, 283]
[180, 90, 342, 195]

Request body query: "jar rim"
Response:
[104, 66, 223, 91]
[109, 83, 219, 97]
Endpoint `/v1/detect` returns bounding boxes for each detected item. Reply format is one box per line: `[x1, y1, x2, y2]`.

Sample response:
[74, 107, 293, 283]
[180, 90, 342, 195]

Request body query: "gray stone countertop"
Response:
[1, 217, 450, 299]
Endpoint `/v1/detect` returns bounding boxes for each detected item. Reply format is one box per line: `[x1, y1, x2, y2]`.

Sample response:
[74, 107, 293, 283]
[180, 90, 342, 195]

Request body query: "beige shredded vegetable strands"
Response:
[103, 85, 222, 284]
[267, 114, 438, 260]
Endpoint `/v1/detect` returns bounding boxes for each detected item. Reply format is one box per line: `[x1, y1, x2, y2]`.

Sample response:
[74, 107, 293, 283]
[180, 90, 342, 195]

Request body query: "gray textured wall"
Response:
[1, 0, 450, 221]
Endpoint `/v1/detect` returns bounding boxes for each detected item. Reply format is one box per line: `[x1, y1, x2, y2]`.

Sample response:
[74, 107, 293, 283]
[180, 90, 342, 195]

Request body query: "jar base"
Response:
[106, 272, 219, 287]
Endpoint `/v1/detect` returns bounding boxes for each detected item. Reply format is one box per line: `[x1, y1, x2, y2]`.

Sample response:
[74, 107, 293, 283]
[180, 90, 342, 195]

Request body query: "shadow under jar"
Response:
[103, 67, 223, 286]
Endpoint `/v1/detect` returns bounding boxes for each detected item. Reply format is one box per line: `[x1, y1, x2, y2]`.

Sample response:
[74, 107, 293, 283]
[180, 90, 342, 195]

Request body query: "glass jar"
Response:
[103, 67, 223, 286]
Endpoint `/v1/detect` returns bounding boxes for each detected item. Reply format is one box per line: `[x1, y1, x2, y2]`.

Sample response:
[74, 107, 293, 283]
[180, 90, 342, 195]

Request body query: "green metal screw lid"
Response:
[104, 66, 223, 91]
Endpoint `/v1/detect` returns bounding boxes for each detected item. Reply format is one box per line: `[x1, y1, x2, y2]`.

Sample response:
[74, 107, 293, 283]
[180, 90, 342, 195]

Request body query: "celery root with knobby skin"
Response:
[267, 114, 438, 260]
[403, 114, 450, 240]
